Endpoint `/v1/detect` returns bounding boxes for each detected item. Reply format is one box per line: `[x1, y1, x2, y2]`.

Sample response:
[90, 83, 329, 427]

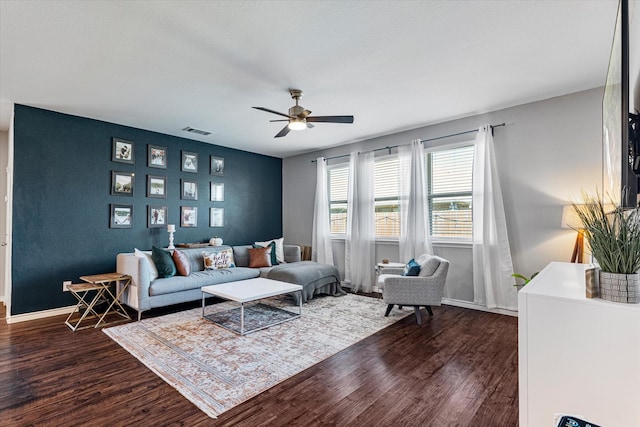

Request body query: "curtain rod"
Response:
[311, 123, 505, 163]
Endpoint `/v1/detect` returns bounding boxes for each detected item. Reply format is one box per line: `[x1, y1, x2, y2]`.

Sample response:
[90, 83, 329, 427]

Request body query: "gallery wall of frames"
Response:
[10, 105, 282, 315]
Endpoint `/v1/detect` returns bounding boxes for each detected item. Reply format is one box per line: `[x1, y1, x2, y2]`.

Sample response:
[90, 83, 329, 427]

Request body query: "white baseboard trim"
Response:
[441, 298, 518, 317]
[6, 305, 76, 324]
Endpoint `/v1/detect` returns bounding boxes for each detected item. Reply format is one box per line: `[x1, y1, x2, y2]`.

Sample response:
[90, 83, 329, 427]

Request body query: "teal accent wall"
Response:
[11, 105, 282, 315]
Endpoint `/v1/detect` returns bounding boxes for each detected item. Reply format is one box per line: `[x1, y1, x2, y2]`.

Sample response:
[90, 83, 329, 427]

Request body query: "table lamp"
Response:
[561, 205, 585, 263]
[167, 224, 175, 249]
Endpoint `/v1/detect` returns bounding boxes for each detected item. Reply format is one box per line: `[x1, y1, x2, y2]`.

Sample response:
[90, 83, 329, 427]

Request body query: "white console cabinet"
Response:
[518, 262, 640, 427]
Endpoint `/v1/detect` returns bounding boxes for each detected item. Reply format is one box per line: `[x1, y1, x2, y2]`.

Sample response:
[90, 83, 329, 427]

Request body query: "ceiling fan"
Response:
[253, 89, 354, 138]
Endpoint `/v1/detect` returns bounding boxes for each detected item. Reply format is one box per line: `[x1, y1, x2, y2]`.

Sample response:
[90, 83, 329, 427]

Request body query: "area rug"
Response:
[103, 293, 410, 418]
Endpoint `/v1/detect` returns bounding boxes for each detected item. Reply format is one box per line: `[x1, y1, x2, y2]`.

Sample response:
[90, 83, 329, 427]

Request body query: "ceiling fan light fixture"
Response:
[288, 119, 306, 131]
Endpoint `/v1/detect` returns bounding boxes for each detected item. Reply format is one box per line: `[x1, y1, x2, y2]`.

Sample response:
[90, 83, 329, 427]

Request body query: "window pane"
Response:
[328, 165, 349, 234]
[329, 166, 349, 202]
[374, 157, 399, 199]
[429, 196, 472, 237]
[429, 146, 474, 194]
[330, 202, 348, 234]
[375, 200, 400, 237]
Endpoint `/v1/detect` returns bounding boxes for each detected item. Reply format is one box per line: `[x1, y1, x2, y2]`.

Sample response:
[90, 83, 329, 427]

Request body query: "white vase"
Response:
[209, 236, 223, 246]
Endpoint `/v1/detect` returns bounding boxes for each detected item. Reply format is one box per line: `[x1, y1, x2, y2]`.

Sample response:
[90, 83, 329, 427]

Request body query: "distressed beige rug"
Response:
[103, 293, 409, 418]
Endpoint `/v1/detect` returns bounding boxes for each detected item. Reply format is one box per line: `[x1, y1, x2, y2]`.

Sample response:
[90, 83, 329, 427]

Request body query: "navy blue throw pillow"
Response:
[152, 246, 176, 278]
[402, 258, 421, 276]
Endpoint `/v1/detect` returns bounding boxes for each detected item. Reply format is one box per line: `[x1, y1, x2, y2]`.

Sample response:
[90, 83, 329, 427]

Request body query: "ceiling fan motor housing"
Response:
[289, 105, 305, 117]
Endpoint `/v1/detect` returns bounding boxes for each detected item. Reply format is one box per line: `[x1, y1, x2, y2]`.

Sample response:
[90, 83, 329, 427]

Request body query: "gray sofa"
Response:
[116, 244, 344, 320]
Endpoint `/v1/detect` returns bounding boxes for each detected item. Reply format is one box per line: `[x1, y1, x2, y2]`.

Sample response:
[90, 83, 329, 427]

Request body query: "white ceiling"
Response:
[0, 0, 619, 158]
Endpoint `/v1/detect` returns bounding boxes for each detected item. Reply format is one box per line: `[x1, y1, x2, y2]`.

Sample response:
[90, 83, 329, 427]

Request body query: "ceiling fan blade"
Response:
[306, 115, 354, 124]
[307, 123, 314, 129]
[252, 107, 293, 119]
[269, 119, 289, 122]
[274, 125, 291, 138]
[299, 109, 312, 118]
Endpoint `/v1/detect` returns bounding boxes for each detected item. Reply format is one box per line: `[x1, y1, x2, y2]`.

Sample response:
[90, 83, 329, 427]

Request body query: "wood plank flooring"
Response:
[0, 298, 518, 426]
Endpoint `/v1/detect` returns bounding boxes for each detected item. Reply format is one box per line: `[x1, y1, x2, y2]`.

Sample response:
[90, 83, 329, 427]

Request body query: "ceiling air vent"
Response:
[182, 126, 212, 136]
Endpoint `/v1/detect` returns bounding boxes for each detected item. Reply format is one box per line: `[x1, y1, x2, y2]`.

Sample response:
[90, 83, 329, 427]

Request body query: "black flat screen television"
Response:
[603, 0, 640, 208]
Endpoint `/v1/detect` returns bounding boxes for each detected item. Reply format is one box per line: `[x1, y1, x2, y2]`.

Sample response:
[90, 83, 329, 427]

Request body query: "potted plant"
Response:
[571, 192, 640, 303]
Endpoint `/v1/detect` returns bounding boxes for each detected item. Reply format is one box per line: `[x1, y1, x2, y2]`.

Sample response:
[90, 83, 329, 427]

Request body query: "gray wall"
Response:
[0, 130, 7, 300]
[283, 88, 603, 303]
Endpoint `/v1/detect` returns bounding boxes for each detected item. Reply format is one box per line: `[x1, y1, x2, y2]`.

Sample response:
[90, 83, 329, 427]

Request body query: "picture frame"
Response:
[111, 171, 135, 196]
[148, 205, 167, 228]
[210, 182, 224, 202]
[112, 138, 134, 164]
[182, 151, 198, 173]
[148, 144, 167, 169]
[181, 206, 198, 227]
[147, 175, 166, 198]
[210, 207, 224, 227]
[210, 156, 224, 176]
[110, 204, 133, 228]
[181, 179, 198, 200]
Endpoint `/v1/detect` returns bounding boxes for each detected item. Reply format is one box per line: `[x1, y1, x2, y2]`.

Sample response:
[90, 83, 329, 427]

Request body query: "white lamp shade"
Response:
[167, 224, 175, 232]
[561, 205, 583, 229]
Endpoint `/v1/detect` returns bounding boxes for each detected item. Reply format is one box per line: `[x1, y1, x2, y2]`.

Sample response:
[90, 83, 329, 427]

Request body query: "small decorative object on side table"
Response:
[209, 236, 223, 246]
[65, 272, 132, 331]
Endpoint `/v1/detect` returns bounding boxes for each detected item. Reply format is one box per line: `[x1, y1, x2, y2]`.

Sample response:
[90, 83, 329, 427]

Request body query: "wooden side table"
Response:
[65, 272, 132, 331]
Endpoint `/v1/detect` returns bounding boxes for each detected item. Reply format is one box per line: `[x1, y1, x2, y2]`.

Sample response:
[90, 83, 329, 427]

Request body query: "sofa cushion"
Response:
[152, 246, 176, 278]
[253, 241, 277, 265]
[172, 249, 191, 276]
[149, 267, 260, 296]
[248, 246, 272, 268]
[134, 248, 158, 281]
[203, 247, 235, 270]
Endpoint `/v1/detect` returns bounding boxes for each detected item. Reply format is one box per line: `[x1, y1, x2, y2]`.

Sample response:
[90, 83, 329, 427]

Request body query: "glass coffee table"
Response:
[201, 278, 303, 336]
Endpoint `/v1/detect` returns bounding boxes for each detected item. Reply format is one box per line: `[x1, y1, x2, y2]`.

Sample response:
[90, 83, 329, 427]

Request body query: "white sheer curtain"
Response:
[472, 125, 517, 310]
[399, 139, 433, 262]
[312, 157, 334, 265]
[345, 151, 375, 292]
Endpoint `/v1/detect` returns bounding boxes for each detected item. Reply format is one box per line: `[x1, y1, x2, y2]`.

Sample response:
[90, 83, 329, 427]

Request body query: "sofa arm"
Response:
[382, 276, 445, 306]
[116, 253, 151, 312]
[284, 245, 301, 263]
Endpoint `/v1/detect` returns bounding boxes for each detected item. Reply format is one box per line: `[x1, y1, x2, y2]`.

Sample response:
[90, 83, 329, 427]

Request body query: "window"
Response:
[328, 164, 348, 234]
[374, 157, 400, 237]
[426, 144, 474, 239]
[328, 157, 401, 236]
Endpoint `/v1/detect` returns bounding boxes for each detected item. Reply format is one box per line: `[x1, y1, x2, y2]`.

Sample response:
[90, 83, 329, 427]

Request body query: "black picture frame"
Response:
[148, 144, 167, 169]
[148, 205, 167, 228]
[110, 204, 133, 228]
[147, 175, 166, 198]
[210, 182, 224, 201]
[210, 156, 224, 176]
[112, 137, 134, 164]
[210, 207, 224, 227]
[182, 151, 198, 173]
[181, 179, 198, 200]
[111, 171, 135, 196]
[181, 206, 198, 227]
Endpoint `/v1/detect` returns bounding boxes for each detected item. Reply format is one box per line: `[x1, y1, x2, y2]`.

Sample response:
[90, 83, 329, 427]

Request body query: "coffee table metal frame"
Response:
[201, 278, 303, 336]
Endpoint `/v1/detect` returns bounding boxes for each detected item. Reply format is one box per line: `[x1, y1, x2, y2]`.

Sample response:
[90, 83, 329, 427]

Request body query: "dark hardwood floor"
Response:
[0, 298, 518, 426]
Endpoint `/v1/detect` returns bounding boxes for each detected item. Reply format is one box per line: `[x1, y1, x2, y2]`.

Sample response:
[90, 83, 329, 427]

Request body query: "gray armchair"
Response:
[379, 255, 449, 324]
